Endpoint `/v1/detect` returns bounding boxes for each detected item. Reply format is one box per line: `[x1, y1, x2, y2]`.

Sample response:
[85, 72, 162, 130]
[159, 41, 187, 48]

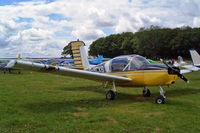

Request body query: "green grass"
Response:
[0, 70, 200, 133]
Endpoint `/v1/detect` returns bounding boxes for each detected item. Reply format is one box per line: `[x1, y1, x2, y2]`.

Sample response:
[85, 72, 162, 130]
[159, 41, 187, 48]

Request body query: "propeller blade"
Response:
[177, 72, 189, 83]
[160, 58, 189, 83]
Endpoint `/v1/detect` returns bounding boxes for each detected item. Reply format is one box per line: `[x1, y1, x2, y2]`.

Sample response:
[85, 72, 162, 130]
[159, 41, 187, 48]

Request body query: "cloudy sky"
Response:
[0, 0, 200, 58]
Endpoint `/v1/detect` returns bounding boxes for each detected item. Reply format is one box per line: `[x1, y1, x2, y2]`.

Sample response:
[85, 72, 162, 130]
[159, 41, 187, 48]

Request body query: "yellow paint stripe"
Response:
[72, 46, 80, 49]
[75, 65, 83, 67]
[74, 58, 81, 61]
[114, 70, 168, 74]
[72, 50, 80, 53]
[71, 43, 83, 46]
[74, 61, 82, 64]
[115, 73, 168, 76]
[73, 54, 81, 56]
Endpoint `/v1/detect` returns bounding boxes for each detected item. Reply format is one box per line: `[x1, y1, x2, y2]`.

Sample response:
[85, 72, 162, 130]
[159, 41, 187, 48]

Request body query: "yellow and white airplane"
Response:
[5, 41, 197, 104]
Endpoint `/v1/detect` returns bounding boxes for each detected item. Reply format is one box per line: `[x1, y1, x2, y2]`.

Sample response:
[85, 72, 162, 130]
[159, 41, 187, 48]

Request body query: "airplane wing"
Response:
[180, 65, 200, 74]
[8, 60, 132, 83]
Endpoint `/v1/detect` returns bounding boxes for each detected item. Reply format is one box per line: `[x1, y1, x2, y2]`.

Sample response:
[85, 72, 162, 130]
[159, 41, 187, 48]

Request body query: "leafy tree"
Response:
[88, 26, 200, 59]
[61, 42, 73, 58]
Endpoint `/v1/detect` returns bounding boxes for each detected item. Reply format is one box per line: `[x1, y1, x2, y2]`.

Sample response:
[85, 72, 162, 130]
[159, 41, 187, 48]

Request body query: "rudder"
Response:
[190, 49, 200, 67]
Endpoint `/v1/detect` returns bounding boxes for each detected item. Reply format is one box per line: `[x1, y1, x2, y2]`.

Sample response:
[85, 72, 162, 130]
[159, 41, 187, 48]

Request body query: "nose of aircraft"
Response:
[161, 59, 189, 83]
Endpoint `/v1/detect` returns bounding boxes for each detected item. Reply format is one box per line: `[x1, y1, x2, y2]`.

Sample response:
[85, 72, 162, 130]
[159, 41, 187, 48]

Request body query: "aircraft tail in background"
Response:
[80, 45, 90, 70]
[18, 54, 21, 60]
[71, 40, 90, 70]
[190, 49, 200, 67]
[177, 56, 186, 65]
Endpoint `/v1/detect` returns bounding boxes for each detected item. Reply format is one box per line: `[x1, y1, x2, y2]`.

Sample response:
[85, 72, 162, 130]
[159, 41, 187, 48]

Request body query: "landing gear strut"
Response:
[143, 87, 151, 97]
[155, 86, 166, 104]
[106, 81, 116, 100]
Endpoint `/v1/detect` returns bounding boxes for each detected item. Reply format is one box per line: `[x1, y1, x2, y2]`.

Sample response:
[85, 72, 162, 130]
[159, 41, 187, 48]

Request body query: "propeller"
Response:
[160, 59, 189, 83]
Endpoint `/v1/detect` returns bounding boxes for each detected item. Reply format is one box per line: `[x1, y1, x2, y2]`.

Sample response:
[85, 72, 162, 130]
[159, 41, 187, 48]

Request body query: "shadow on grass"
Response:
[60, 85, 106, 94]
[22, 86, 200, 113]
[61, 85, 200, 99]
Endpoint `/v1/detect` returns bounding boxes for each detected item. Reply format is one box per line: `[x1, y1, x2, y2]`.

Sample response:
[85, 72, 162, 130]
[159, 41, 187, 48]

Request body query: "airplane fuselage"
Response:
[107, 70, 178, 87]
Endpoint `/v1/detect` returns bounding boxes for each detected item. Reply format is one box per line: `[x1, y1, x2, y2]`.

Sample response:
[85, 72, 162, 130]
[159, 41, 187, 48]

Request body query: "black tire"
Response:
[143, 88, 151, 97]
[155, 96, 165, 104]
[106, 90, 115, 100]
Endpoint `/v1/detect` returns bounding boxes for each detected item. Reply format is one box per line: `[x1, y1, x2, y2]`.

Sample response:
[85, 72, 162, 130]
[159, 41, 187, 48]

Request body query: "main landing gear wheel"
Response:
[143, 88, 151, 97]
[155, 96, 165, 104]
[106, 90, 115, 100]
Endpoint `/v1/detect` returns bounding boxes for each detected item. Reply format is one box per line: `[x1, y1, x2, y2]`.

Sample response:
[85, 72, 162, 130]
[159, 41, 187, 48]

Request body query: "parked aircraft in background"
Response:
[0, 62, 21, 74]
[89, 56, 110, 65]
[0, 62, 8, 70]
[43, 56, 110, 67]
[173, 49, 200, 72]
[5, 41, 198, 104]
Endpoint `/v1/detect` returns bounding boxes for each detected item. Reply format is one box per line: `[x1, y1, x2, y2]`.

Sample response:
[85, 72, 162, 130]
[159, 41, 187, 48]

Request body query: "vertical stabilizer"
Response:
[190, 49, 200, 66]
[80, 45, 90, 70]
[18, 54, 21, 60]
[70, 40, 89, 70]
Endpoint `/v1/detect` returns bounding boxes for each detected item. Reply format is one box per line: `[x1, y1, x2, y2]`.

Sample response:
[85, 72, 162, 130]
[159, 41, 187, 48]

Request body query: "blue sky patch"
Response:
[0, 0, 55, 6]
[24, 24, 32, 29]
[63, 26, 73, 31]
[0, 0, 33, 6]
[102, 28, 115, 35]
[55, 31, 69, 37]
[15, 17, 34, 23]
[45, 0, 55, 4]
[48, 13, 72, 21]
[55, 26, 73, 37]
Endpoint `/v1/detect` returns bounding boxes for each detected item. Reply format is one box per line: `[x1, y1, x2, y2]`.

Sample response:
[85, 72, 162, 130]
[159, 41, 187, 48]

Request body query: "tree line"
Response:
[88, 26, 200, 59]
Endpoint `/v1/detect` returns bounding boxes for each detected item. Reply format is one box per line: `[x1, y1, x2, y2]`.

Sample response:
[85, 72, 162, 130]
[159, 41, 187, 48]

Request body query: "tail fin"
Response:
[71, 40, 89, 70]
[190, 49, 200, 66]
[178, 56, 183, 63]
[80, 45, 90, 70]
[177, 56, 186, 65]
[51, 62, 58, 66]
[18, 54, 21, 60]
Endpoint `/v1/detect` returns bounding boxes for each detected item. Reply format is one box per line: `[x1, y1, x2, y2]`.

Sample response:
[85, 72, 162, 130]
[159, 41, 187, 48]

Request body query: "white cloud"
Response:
[193, 17, 200, 27]
[0, 0, 200, 57]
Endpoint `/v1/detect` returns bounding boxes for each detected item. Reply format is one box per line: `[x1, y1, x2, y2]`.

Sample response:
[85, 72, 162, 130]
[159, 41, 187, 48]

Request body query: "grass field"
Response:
[0, 70, 200, 133]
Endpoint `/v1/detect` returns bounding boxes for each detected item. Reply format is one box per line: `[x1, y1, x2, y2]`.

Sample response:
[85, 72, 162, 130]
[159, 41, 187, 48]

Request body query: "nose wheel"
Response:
[155, 86, 166, 104]
[155, 96, 165, 104]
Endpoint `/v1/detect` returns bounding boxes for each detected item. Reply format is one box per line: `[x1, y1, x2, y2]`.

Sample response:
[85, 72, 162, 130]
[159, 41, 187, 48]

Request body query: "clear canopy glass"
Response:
[110, 55, 150, 72]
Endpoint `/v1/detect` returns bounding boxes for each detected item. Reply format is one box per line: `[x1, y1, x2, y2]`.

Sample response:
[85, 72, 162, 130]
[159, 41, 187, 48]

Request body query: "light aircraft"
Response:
[89, 56, 110, 65]
[0, 55, 21, 74]
[5, 41, 197, 104]
[50, 56, 110, 66]
[173, 49, 200, 72]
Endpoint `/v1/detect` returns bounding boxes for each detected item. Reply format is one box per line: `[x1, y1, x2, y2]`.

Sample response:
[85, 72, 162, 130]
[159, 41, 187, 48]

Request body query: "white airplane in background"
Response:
[174, 50, 200, 73]
[4, 41, 199, 104]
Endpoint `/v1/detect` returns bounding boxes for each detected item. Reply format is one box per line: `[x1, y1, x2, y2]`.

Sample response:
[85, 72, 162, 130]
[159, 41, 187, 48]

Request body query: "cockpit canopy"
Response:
[110, 55, 150, 72]
[91, 55, 152, 73]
